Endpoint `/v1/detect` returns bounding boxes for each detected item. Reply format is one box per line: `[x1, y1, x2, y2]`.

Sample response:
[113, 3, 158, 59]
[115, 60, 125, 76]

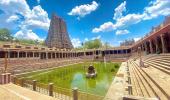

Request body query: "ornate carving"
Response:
[45, 14, 73, 49]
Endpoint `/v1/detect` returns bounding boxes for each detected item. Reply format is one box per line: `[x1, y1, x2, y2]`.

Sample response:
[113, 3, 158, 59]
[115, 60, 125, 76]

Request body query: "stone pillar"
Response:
[7, 51, 10, 59]
[13, 76, 16, 84]
[64, 53, 66, 58]
[26, 52, 28, 58]
[155, 38, 159, 53]
[61, 52, 63, 59]
[21, 78, 24, 87]
[160, 34, 167, 53]
[72, 87, 78, 100]
[54, 53, 56, 59]
[73, 52, 76, 57]
[51, 53, 53, 59]
[70, 53, 72, 58]
[33, 52, 34, 58]
[17, 51, 20, 58]
[48, 83, 53, 96]
[68, 52, 70, 58]
[43, 53, 45, 59]
[38, 52, 41, 59]
[141, 44, 144, 52]
[72, 52, 74, 58]
[125, 49, 127, 56]
[46, 52, 48, 59]
[41, 53, 43, 59]
[144, 42, 148, 54]
[0, 73, 11, 84]
[33, 80, 37, 91]
[63, 53, 65, 59]
[149, 40, 153, 54]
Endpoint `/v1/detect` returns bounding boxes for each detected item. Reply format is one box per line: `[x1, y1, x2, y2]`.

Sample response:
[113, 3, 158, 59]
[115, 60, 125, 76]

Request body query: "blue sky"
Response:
[0, 0, 170, 47]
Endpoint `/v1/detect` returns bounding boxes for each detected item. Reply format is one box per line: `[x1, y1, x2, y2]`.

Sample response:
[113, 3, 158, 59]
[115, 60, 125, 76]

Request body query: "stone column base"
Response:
[0, 73, 11, 84]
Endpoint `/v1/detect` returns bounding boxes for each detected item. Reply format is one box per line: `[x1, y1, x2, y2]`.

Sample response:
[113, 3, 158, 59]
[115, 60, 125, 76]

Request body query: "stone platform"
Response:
[0, 83, 60, 100]
[104, 62, 126, 100]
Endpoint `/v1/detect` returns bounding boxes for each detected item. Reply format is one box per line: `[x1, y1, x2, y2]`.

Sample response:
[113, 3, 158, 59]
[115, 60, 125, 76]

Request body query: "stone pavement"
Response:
[0, 83, 60, 100]
[104, 62, 126, 100]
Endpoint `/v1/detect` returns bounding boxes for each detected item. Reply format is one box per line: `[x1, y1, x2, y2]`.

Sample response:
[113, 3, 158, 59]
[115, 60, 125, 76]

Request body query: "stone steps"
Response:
[142, 54, 158, 61]
[145, 62, 170, 75]
[131, 64, 150, 97]
[132, 61, 170, 100]
[130, 61, 157, 98]
[128, 63, 139, 96]
[143, 55, 170, 62]
[143, 67, 170, 95]
[148, 59, 170, 64]
[142, 54, 168, 60]
[144, 57, 170, 62]
[0, 83, 59, 100]
[147, 60, 170, 68]
[148, 61, 170, 69]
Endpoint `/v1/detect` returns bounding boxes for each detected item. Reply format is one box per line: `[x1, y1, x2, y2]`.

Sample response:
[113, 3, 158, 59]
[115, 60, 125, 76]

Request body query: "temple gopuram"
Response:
[45, 14, 73, 49]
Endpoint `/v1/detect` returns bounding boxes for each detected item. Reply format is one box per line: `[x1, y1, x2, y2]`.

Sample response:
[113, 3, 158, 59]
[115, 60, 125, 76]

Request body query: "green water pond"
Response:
[20, 62, 120, 96]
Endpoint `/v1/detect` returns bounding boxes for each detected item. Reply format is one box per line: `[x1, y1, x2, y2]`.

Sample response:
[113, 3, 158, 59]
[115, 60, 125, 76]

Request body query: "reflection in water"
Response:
[28, 62, 119, 96]
[71, 71, 112, 96]
[87, 78, 96, 88]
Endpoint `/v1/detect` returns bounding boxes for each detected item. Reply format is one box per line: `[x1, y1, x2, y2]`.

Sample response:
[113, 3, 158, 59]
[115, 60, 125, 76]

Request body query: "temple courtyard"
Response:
[0, 0, 170, 100]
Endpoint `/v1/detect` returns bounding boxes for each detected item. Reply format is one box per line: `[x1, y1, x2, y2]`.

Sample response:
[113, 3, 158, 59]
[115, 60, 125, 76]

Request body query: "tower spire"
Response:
[45, 14, 73, 49]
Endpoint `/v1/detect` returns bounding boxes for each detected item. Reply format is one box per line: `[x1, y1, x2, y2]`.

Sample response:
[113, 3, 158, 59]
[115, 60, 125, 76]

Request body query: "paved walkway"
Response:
[104, 62, 126, 100]
[0, 83, 60, 100]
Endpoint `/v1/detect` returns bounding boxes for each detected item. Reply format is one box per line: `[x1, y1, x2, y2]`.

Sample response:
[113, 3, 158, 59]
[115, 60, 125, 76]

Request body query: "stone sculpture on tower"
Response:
[45, 14, 73, 49]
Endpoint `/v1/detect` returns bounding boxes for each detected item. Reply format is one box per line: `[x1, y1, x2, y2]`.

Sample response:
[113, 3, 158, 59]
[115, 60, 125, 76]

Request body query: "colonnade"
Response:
[0, 49, 131, 59]
[132, 32, 170, 54]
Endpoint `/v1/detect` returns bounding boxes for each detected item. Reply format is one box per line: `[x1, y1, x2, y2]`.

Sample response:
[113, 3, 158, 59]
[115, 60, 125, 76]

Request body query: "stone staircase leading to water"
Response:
[124, 54, 170, 100]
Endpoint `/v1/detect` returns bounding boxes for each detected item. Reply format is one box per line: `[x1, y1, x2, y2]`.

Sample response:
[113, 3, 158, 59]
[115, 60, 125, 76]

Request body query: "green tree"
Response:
[84, 39, 102, 49]
[0, 28, 13, 41]
[13, 38, 44, 46]
[102, 42, 111, 49]
[39, 40, 45, 46]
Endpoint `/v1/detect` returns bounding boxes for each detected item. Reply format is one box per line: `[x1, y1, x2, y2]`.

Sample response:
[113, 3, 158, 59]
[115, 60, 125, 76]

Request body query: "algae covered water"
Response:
[22, 62, 120, 96]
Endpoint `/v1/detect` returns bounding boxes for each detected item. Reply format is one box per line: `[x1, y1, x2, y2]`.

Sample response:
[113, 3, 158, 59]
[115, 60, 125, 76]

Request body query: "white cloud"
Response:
[71, 38, 82, 48]
[7, 15, 19, 22]
[68, 1, 99, 18]
[92, 0, 170, 33]
[92, 35, 101, 40]
[14, 28, 42, 40]
[116, 13, 144, 28]
[92, 22, 115, 33]
[134, 37, 141, 42]
[144, 0, 170, 20]
[0, 0, 50, 40]
[116, 30, 130, 35]
[84, 38, 89, 42]
[93, 14, 144, 33]
[21, 5, 50, 30]
[113, 1, 126, 20]
[0, 0, 30, 29]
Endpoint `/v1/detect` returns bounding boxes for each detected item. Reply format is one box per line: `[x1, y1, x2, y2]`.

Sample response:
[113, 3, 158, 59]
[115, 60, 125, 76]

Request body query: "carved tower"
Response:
[45, 14, 73, 49]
